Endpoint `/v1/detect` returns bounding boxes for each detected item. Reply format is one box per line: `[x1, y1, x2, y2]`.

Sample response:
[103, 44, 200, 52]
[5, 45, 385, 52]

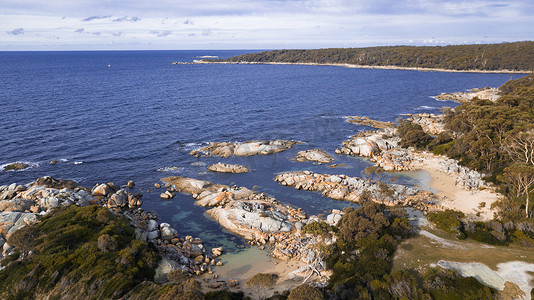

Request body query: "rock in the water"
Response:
[2, 162, 30, 172]
[190, 140, 300, 157]
[127, 180, 135, 188]
[345, 116, 395, 129]
[208, 162, 250, 173]
[294, 149, 334, 163]
[34, 176, 77, 189]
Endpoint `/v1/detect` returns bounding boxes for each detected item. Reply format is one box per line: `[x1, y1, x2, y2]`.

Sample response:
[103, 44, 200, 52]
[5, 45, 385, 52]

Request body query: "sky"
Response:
[1, 0, 533, 50]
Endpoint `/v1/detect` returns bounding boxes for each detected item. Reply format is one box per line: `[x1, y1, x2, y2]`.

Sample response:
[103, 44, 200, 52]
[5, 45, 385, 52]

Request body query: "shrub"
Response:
[246, 273, 279, 288]
[97, 234, 118, 252]
[301, 221, 336, 236]
[427, 210, 465, 234]
[288, 284, 324, 300]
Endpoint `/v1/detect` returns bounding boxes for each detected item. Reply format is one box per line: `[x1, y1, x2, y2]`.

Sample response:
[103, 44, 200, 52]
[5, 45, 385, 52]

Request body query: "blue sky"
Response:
[1, 0, 533, 50]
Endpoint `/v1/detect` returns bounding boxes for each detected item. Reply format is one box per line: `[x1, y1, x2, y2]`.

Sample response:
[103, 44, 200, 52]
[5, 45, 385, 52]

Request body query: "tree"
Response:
[504, 163, 534, 218]
[504, 129, 534, 166]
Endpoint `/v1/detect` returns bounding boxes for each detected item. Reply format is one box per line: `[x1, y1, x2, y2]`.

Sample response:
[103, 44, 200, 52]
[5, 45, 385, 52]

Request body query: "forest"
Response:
[222, 42, 534, 71]
[398, 74, 534, 221]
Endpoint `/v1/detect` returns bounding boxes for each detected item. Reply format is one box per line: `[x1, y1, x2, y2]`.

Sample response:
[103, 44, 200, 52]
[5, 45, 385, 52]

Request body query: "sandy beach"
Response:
[412, 154, 500, 221]
[200, 247, 313, 299]
[192, 60, 532, 74]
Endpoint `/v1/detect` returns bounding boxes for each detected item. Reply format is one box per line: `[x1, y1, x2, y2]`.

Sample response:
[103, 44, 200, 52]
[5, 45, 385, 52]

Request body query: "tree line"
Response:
[222, 41, 534, 71]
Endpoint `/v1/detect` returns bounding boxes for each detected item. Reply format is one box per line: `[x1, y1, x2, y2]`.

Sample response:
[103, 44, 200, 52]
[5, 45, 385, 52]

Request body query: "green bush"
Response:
[301, 221, 336, 236]
[246, 273, 279, 288]
[287, 284, 324, 300]
[427, 210, 465, 234]
[0, 205, 161, 299]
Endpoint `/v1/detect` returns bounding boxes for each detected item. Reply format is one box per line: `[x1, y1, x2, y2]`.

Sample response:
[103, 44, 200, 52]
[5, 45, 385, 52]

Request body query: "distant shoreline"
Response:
[190, 60, 532, 74]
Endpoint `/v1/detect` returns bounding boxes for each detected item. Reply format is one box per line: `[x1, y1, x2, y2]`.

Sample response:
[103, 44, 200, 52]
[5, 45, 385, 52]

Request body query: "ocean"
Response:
[0, 50, 513, 251]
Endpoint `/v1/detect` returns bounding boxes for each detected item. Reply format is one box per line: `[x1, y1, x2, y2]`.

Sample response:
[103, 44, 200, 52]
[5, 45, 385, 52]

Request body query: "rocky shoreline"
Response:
[160, 175, 343, 283]
[0, 176, 217, 281]
[275, 171, 442, 213]
[434, 87, 500, 102]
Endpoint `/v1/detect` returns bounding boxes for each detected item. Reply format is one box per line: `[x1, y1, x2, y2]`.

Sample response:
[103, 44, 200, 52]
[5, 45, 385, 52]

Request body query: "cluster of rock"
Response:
[190, 140, 300, 157]
[293, 149, 334, 163]
[0, 176, 214, 282]
[404, 113, 446, 135]
[0, 177, 92, 258]
[336, 128, 415, 171]
[275, 171, 442, 213]
[160, 175, 335, 270]
[344, 116, 395, 129]
[337, 117, 490, 191]
[208, 162, 250, 173]
[430, 154, 490, 190]
[434, 87, 500, 102]
[122, 209, 221, 279]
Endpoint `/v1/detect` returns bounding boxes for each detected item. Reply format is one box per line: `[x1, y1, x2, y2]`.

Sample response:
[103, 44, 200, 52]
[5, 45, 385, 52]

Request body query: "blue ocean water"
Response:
[0, 50, 515, 251]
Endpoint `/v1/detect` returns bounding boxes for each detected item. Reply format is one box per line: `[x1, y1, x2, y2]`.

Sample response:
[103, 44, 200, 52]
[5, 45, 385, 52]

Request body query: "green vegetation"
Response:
[427, 210, 465, 235]
[321, 202, 498, 299]
[0, 205, 161, 299]
[246, 273, 279, 288]
[287, 284, 325, 300]
[222, 42, 534, 71]
[301, 221, 337, 236]
[427, 210, 534, 247]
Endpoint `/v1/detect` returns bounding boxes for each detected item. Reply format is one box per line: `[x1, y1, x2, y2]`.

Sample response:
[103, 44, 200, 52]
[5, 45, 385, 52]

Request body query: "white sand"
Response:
[200, 247, 310, 299]
[413, 156, 500, 221]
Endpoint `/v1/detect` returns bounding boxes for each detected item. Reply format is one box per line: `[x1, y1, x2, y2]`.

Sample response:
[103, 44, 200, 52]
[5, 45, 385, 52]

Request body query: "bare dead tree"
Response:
[504, 129, 534, 166]
[504, 163, 534, 218]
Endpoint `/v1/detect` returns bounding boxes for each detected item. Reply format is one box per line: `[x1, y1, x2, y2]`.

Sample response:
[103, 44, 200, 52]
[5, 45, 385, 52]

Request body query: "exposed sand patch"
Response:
[200, 247, 311, 299]
[413, 156, 500, 221]
[438, 260, 534, 299]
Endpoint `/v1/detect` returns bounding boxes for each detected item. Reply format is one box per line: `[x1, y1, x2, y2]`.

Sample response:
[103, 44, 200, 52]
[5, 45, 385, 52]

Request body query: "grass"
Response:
[393, 227, 534, 272]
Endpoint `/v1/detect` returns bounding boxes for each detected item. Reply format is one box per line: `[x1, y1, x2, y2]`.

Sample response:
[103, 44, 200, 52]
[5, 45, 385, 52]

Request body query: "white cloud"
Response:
[0, 0, 532, 50]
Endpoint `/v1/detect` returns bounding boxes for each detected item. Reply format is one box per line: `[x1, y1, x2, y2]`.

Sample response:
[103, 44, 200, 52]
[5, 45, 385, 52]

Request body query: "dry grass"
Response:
[393, 228, 534, 272]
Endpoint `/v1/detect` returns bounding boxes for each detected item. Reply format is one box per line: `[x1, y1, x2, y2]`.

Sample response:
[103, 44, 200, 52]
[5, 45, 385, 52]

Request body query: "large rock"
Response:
[0, 199, 34, 212]
[154, 258, 184, 283]
[107, 189, 129, 208]
[39, 197, 60, 210]
[160, 223, 178, 241]
[190, 140, 300, 157]
[0, 212, 39, 239]
[207, 204, 292, 240]
[33, 176, 77, 190]
[294, 149, 334, 163]
[208, 162, 250, 173]
[92, 183, 112, 196]
[345, 116, 395, 129]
